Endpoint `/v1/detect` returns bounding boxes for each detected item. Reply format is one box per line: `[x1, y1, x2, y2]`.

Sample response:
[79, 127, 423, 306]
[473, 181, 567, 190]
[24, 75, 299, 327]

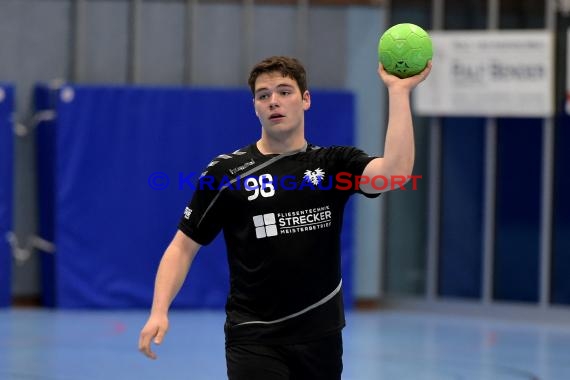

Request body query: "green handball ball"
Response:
[378, 23, 433, 78]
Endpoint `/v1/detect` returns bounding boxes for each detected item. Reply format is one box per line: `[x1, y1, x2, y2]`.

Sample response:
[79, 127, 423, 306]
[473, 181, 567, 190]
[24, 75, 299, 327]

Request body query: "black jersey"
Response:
[178, 143, 379, 345]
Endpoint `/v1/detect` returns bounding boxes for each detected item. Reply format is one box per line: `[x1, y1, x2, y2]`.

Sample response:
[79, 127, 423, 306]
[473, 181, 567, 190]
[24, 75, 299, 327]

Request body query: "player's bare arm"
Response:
[360, 62, 432, 194]
[138, 231, 201, 359]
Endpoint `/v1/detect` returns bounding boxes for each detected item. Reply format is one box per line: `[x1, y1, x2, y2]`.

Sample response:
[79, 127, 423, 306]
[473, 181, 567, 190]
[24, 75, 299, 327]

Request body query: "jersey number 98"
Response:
[246, 174, 276, 201]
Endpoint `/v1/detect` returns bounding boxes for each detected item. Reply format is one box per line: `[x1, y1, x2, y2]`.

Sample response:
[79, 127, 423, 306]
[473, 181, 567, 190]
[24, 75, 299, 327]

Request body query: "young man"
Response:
[138, 56, 431, 379]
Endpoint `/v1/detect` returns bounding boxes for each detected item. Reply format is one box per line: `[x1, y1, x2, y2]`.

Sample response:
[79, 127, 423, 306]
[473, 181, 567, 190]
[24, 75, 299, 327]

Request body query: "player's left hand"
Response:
[378, 60, 432, 91]
[138, 313, 169, 360]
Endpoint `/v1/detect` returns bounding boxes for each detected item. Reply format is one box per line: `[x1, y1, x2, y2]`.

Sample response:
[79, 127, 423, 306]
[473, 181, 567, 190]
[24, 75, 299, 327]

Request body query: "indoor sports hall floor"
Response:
[1, 309, 569, 379]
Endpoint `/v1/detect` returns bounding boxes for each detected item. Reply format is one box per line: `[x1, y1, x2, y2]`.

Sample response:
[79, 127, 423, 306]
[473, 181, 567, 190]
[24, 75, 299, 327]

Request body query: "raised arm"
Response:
[360, 62, 431, 194]
[138, 230, 201, 359]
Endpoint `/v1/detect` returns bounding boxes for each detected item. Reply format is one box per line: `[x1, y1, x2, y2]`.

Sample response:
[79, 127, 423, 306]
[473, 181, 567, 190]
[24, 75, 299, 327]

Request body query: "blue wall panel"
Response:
[35, 85, 356, 309]
[552, 113, 570, 305]
[0, 84, 14, 307]
[494, 118, 542, 303]
[34, 87, 58, 307]
[439, 117, 485, 299]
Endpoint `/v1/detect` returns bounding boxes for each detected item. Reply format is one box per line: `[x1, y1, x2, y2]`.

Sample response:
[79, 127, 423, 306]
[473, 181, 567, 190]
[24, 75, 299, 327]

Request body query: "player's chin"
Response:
[264, 122, 294, 134]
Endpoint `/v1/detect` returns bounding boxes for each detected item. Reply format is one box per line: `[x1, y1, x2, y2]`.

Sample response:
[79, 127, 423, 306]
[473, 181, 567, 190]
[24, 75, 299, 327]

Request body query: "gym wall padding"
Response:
[0, 84, 14, 307]
[553, 113, 570, 306]
[439, 118, 485, 299]
[494, 118, 542, 303]
[35, 85, 356, 309]
[35, 87, 58, 307]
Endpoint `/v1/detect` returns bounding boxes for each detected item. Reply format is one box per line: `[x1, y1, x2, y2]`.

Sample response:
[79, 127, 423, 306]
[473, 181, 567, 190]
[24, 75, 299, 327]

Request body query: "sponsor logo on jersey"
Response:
[253, 213, 278, 238]
[229, 159, 256, 175]
[252, 205, 332, 239]
[184, 207, 192, 219]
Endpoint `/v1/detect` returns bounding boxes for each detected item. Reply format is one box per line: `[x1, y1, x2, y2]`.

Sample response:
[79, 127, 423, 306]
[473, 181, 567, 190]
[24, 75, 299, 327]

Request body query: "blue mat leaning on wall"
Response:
[0, 84, 14, 307]
[34, 85, 356, 309]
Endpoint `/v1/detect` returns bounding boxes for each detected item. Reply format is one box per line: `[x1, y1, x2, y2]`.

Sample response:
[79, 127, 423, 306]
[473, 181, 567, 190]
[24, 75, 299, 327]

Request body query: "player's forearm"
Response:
[383, 87, 415, 176]
[150, 244, 195, 315]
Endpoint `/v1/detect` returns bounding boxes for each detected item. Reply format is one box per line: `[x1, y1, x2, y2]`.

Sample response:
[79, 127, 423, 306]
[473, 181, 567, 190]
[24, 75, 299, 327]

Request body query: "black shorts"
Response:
[226, 332, 343, 380]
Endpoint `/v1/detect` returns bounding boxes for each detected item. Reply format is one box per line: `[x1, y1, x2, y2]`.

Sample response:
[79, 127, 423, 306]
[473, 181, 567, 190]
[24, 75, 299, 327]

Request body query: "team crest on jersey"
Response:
[303, 168, 325, 186]
[184, 207, 192, 219]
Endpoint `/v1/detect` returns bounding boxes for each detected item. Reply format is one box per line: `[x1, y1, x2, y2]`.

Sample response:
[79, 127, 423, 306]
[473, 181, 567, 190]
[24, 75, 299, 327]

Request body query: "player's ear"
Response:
[302, 91, 311, 111]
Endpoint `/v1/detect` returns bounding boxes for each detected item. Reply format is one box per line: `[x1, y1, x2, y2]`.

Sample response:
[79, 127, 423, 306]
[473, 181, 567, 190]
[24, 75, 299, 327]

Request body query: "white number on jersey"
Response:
[246, 174, 275, 201]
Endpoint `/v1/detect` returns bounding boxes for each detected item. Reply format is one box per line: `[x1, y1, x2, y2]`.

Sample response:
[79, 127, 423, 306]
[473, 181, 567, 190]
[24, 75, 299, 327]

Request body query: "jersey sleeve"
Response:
[178, 166, 226, 246]
[332, 146, 381, 198]
[334, 146, 376, 175]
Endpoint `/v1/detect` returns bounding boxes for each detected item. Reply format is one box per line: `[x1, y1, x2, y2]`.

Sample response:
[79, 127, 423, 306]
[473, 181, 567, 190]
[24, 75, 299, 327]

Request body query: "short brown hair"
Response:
[248, 56, 308, 95]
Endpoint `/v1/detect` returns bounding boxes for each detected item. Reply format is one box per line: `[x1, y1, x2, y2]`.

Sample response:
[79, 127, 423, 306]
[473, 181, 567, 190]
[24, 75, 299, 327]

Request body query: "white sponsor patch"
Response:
[252, 206, 332, 239]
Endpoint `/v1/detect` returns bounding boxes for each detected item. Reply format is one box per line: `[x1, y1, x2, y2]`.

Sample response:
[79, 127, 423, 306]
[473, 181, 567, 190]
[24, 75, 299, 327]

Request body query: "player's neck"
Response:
[256, 135, 307, 155]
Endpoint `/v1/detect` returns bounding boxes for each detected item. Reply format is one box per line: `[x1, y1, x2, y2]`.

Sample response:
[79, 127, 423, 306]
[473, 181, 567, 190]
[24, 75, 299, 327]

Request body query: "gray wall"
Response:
[0, 0, 387, 300]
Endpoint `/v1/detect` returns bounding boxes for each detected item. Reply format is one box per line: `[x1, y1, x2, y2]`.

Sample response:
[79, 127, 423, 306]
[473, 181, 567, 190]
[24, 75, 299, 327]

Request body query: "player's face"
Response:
[253, 72, 310, 137]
